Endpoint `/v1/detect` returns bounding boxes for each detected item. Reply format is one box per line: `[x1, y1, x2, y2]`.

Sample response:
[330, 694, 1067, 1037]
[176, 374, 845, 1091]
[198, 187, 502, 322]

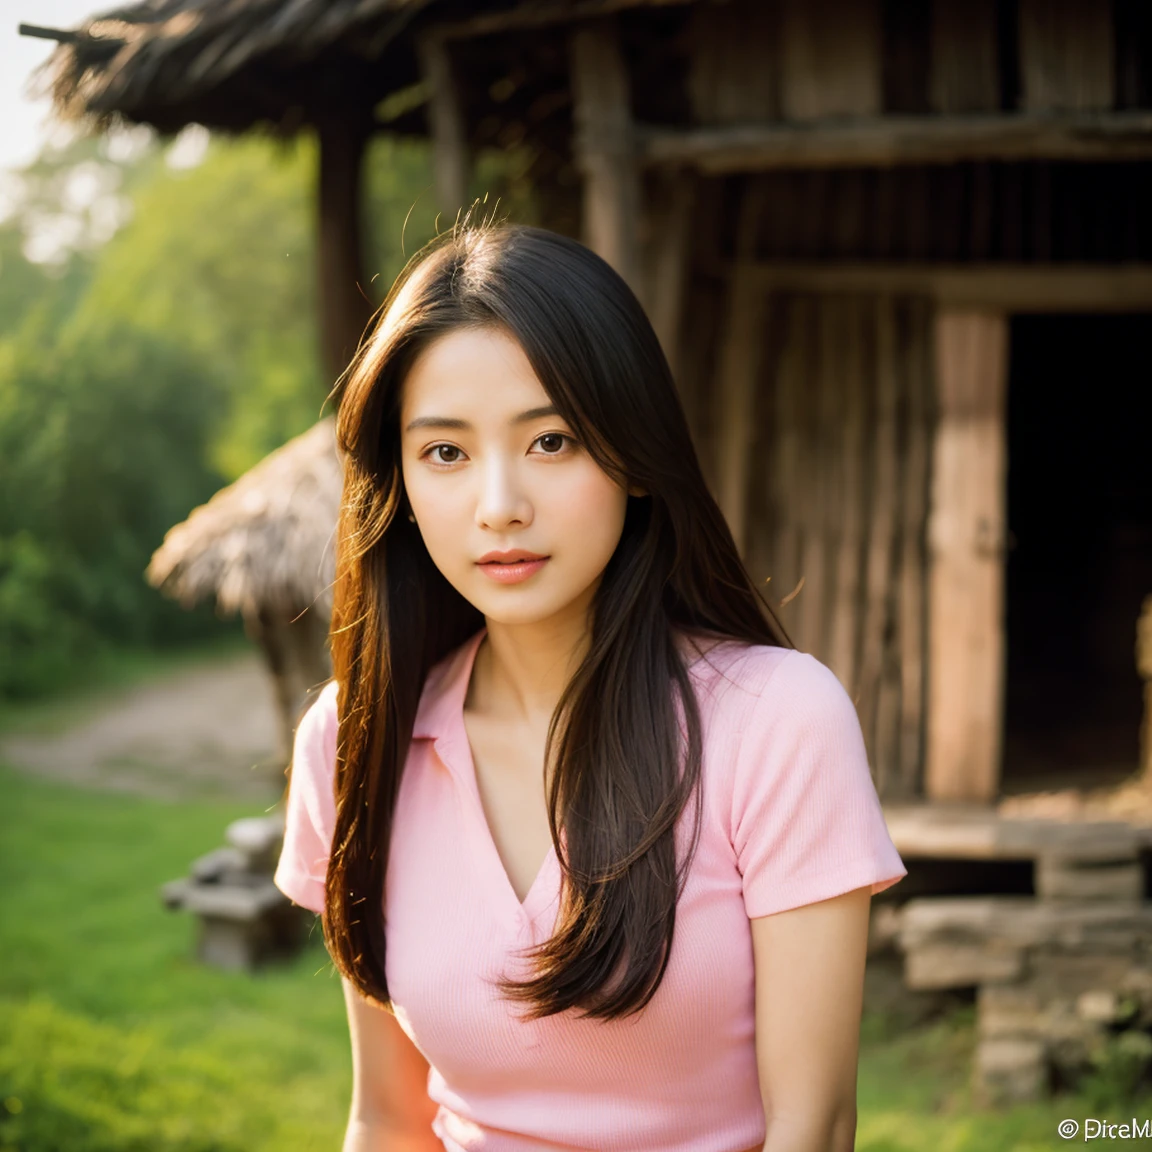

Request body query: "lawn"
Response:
[1, 763, 1149, 1151]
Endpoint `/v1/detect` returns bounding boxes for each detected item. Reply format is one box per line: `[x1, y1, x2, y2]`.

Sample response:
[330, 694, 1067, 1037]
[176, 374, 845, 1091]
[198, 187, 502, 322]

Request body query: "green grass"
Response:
[2, 763, 1150, 1151]
[0, 765, 349, 1151]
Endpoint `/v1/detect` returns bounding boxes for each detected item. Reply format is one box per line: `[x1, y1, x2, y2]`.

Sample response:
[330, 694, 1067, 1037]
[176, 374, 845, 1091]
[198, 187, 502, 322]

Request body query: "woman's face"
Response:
[399, 325, 634, 629]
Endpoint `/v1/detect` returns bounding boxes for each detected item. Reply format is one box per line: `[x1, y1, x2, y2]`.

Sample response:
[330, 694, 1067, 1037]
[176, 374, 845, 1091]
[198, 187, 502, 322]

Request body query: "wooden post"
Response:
[1018, 0, 1115, 112]
[317, 112, 373, 386]
[925, 309, 1009, 803]
[570, 19, 642, 293]
[418, 31, 471, 224]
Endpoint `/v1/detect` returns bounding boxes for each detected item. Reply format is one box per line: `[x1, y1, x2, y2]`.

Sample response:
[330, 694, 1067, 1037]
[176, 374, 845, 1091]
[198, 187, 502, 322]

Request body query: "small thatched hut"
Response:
[147, 417, 341, 762]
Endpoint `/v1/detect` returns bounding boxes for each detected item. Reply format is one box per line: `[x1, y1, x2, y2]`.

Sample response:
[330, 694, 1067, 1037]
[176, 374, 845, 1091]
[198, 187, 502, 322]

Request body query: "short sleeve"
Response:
[730, 650, 907, 919]
[274, 680, 340, 914]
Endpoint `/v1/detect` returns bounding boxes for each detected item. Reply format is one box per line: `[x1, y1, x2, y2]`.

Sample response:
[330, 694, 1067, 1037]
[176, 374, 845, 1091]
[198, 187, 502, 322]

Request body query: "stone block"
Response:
[1036, 856, 1143, 903]
[974, 1037, 1048, 1105]
[905, 943, 1025, 990]
[978, 983, 1046, 1039]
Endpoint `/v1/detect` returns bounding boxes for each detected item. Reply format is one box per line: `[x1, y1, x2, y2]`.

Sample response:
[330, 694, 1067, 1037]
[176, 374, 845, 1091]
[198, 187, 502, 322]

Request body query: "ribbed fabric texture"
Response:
[275, 628, 907, 1151]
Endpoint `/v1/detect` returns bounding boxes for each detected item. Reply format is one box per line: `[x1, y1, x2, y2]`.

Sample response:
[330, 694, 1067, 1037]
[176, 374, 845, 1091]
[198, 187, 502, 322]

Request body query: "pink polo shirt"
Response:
[275, 628, 906, 1152]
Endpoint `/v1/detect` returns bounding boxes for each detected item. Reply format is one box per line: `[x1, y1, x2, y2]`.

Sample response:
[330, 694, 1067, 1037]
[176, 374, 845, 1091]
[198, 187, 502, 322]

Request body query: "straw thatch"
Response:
[32, 0, 427, 134]
[147, 416, 342, 620]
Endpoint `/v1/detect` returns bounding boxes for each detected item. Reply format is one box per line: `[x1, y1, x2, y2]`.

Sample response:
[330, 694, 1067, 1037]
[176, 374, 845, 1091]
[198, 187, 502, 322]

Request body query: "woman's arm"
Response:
[749, 885, 873, 1152]
[341, 976, 444, 1152]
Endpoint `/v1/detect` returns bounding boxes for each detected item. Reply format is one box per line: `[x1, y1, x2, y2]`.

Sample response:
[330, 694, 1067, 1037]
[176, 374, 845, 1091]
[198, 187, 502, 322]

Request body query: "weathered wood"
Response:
[417, 31, 470, 223]
[929, 0, 999, 114]
[873, 308, 907, 794]
[640, 112, 1152, 171]
[896, 298, 932, 797]
[1018, 0, 1115, 112]
[687, 0, 780, 125]
[640, 169, 696, 375]
[570, 19, 642, 291]
[317, 113, 373, 385]
[714, 265, 769, 556]
[778, 0, 881, 121]
[1140, 595, 1152, 778]
[790, 296, 822, 652]
[925, 309, 1008, 803]
[770, 295, 805, 636]
[726, 262, 1152, 312]
[826, 298, 866, 695]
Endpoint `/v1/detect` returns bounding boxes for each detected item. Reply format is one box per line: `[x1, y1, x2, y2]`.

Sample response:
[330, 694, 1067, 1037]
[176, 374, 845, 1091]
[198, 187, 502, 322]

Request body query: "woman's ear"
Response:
[627, 485, 648, 498]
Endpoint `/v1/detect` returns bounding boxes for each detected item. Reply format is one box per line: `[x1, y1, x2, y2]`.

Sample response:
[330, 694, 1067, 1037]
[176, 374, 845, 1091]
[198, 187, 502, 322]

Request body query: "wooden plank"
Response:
[687, 0, 780, 125]
[640, 111, 1152, 171]
[569, 19, 642, 291]
[826, 298, 866, 695]
[897, 297, 932, 798]
[779, 0, 882, 121]
[1019, 0, 1115, 112]
[729, 262, 1152, 311]
[924, 310, 1008, 803]
[798, 296, 841, 664]
[929, 0, 1000, 114]
[771, 295, 805, 636]
[714, 264, 769, 555]
[858, 297, 900, 789]
[640, 169, 696, 376]
[417, 32, 470, 224]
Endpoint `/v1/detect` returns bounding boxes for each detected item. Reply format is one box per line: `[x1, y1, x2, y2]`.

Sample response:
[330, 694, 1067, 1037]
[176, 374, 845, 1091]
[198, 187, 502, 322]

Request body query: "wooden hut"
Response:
[28, 0, 1152, 809]
[146, 416, 340, 763]
[26, 0, 1152, 1099]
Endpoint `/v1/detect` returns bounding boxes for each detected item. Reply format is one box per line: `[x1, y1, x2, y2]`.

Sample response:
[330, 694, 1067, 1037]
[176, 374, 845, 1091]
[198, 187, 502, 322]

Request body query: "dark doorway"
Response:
[1003, 313, 1152, 792]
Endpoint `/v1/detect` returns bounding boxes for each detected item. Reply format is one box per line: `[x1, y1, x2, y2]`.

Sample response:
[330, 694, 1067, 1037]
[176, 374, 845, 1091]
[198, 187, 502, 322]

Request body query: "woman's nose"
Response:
[475, 457, 533, 529]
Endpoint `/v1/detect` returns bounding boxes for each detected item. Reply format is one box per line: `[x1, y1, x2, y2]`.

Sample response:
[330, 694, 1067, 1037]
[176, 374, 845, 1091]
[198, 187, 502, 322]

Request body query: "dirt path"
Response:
[0, 651, 285, 802]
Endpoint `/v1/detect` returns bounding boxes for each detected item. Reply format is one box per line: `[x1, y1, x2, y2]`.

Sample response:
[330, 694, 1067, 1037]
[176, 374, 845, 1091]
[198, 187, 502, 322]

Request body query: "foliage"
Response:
[0, 314, 229, 698]
[0, 122, 536, 702]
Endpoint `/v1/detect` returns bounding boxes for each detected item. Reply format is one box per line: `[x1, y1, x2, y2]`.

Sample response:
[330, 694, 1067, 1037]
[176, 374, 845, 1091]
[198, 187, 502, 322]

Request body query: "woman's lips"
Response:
[476, 557, 550, 584]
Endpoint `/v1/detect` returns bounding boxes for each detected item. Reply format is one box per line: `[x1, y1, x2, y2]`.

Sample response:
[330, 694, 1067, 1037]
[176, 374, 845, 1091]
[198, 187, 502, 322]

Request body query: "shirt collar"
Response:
[411, 626, 487, 740]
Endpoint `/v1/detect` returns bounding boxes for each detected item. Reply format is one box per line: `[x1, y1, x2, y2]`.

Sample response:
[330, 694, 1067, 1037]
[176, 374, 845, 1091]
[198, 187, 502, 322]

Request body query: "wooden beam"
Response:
[640, 111, 1152, 171]
[728, 262, 1152, 311]
[569, 19, 642, 291]
[925, 309, 1008, 804]
[435, 0, 696, 40]
[417, 32, 470, 224]
[316, 114, 374, 387]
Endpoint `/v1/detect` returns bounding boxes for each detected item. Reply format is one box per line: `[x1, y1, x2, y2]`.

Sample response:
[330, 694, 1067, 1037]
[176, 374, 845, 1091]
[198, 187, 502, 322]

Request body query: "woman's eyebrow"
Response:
[404, 405, 560, 433]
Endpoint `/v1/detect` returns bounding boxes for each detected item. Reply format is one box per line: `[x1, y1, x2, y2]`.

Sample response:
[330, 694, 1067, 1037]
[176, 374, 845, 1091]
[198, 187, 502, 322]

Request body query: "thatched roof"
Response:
[147, 416, 342, 618]
[27, 0, 431, 134]
[27, 0, 678, 137]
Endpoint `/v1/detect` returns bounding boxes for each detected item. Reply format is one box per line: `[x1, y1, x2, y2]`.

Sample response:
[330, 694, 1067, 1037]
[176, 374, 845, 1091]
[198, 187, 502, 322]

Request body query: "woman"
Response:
[275, 221, 907, 1152]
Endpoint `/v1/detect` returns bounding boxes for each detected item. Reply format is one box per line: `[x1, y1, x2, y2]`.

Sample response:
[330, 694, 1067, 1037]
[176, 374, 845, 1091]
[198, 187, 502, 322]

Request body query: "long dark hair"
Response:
[325, 220, 792, 1021]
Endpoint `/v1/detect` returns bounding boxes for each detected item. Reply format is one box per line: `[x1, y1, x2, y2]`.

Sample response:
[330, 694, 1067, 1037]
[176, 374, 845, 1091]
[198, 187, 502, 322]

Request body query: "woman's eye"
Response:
[535, 433, 571, 454]
[427, 444, 463, 464]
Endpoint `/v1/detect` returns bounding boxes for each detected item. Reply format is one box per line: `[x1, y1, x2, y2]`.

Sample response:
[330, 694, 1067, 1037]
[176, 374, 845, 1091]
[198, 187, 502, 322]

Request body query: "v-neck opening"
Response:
[449, 627, 559, 919]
